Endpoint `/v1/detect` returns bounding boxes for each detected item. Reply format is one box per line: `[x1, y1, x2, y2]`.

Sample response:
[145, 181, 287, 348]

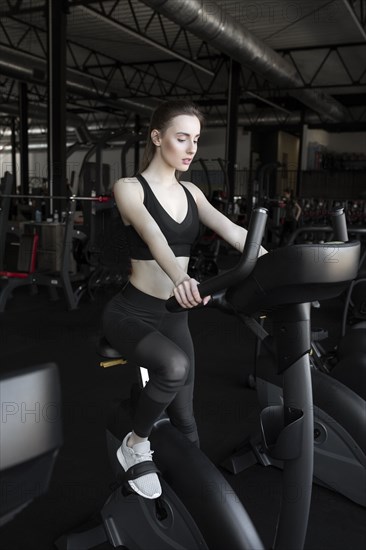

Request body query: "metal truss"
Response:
[275, 42, 366, 92]
[0, 0, 227, 108]
[0, 1, 326, 105]
[0, 77, 47, 114]
[68, 0, 226, 100]
[0, 0, 365, 132]
[342, 0, 366, 40]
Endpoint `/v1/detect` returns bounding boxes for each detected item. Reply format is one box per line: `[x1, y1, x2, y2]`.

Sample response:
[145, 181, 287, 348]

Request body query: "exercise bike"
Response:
[56, 207, 360, 550]
[223, 210, 366, 508]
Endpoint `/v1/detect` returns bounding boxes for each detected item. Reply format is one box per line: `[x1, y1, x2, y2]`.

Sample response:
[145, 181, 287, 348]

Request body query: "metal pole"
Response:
[47, 0, 67, 216]
[11, 117, 17, 190]
[225, 59, 241, 207]
[96, 143, 102, 195]
[134, 114, 141, 174]
[18, 82, 29, 196]
[297, 115, 307, 197]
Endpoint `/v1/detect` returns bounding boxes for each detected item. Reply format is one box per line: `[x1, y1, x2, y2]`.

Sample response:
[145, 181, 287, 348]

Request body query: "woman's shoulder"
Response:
[115, 176, 140, 186]
[179, 180, 200, 198]
[180, 180, 209, 206]
[114, 176, 142, 190]
[113, 177, 143, 199]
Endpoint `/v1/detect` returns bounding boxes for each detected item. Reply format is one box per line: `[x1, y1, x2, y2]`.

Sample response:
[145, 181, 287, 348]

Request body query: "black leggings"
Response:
[102, 283, 198, 444]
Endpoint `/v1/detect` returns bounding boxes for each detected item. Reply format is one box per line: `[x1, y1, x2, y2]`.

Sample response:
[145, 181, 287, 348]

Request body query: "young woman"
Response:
[102, 100, 267, 500]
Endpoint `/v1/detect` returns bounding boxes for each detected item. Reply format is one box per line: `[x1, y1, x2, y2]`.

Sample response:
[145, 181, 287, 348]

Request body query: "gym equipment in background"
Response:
[0, 362, 63, 527]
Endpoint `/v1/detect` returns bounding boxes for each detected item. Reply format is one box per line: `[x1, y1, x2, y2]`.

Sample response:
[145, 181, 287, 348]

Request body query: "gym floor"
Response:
[0, 274, 365, 550]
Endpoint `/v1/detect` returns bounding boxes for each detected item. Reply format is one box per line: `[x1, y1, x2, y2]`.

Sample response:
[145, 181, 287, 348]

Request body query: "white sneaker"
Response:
[117, 432, 162, 499]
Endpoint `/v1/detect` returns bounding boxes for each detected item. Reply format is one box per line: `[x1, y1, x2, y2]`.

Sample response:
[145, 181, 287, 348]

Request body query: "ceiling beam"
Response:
[77, 4, 215, 77]
[341, 0, 366, 41]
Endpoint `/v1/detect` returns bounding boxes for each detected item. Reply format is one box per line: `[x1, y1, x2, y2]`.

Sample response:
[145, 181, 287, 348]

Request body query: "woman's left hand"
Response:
[173, 277, 211, 309]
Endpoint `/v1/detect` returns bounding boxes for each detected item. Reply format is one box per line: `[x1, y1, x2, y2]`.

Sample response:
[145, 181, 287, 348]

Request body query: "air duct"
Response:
[208, 110, 323, 127]
[140, 0, 348, 122]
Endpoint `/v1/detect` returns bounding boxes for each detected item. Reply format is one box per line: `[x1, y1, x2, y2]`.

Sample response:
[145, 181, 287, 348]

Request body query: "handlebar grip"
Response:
[331, 209, 348, 242]
[166, 208, 268, 313]
[166, 294, 204, 313]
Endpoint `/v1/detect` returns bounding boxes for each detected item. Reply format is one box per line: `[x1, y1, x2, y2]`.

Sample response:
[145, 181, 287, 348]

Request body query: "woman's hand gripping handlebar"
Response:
[166, 208, 269, 313]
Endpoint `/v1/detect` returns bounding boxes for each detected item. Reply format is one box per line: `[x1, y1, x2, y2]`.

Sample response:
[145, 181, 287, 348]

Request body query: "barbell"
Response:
[0, 194, 112, 202]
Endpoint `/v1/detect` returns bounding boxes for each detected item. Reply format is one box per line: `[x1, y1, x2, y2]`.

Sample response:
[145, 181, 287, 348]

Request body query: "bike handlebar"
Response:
[331, 209, 348, 242]
[166, 208, 268, 313]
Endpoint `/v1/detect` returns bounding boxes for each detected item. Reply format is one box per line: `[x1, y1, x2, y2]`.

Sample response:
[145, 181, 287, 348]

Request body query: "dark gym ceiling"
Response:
[1, 0, 366, 147]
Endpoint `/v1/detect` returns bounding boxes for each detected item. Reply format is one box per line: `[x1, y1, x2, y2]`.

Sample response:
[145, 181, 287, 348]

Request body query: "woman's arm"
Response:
[184, 182, 267, 256]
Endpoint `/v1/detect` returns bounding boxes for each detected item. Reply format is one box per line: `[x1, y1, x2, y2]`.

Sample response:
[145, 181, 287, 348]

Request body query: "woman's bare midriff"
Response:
[129, 256, 190, 300]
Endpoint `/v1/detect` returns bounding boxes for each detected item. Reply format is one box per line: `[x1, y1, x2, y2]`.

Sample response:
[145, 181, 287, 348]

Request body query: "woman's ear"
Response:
[151, 129, 161, 146]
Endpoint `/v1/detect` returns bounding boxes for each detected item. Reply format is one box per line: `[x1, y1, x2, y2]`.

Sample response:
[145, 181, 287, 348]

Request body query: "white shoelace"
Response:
[133, 448, 154, 462]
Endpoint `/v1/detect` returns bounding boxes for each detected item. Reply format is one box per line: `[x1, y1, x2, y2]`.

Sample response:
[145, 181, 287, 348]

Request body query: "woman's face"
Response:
[152, 114, 201, 171]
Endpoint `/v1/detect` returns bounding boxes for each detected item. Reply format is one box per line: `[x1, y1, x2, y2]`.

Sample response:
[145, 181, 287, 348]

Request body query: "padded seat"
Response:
[0, 233, 40, 313]
[0, 233, 39, 279]
[97, 336, 122, 359]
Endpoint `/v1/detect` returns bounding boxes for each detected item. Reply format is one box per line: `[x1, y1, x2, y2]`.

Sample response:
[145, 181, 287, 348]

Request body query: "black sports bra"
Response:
[125, 174, 200, 260]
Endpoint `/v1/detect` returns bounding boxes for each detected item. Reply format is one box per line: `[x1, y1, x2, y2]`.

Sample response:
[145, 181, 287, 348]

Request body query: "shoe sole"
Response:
[116, 446, 162, 500]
